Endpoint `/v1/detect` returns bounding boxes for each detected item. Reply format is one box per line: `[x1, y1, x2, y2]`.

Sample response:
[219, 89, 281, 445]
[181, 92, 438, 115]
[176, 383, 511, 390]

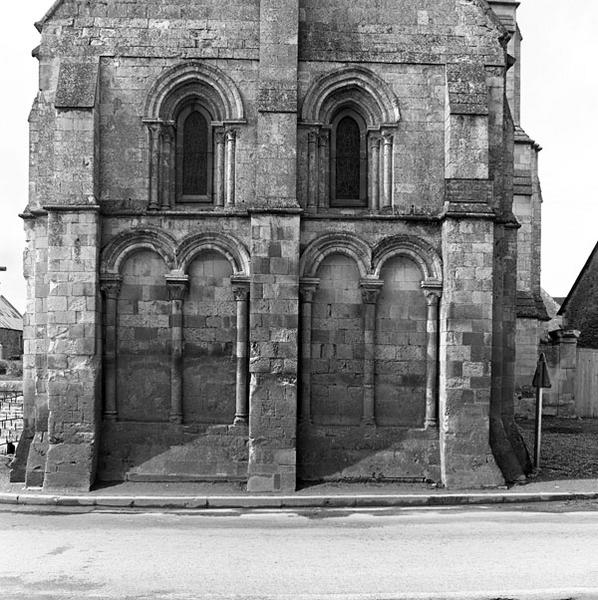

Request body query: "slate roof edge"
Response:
[558, 241, 598, 316]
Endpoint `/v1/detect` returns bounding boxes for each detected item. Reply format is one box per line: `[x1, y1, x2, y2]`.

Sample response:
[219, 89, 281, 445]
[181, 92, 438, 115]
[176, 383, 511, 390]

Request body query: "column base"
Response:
[103, 412, 118, 422]
[233, 415, 248, 426]
[169, 414, 183, 424]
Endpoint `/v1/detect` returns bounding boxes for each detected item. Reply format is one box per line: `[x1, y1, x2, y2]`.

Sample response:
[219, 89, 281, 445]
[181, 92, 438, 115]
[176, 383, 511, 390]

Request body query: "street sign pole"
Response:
[532, 352, 551, 471]
[534, 386, 543, 469]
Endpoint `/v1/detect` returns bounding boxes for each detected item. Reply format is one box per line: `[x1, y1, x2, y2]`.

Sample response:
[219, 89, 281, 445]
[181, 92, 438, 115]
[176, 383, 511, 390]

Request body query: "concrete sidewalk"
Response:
[1, 456, 598, 509]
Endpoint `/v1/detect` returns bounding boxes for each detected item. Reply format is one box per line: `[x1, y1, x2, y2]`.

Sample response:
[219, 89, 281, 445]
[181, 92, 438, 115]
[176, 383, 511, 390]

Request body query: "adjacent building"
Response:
[558, 242, 598, 349]
[0, 296, 23, 361]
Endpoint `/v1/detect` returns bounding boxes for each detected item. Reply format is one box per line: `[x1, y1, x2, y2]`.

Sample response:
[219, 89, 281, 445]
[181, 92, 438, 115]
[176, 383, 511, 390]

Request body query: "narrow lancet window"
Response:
[335, 116, 361, 201]
[182, 111, 209, 197]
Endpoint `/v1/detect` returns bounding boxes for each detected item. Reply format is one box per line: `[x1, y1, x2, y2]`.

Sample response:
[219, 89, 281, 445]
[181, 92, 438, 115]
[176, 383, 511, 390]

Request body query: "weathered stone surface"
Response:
[19, 0, 541, 491]
[54, 61, 99, 109]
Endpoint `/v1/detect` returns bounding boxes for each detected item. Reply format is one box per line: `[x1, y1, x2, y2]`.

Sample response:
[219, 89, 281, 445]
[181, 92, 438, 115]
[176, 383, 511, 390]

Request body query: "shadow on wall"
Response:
[97, 247, 441, 485]
[297, 253, 440, 484]
[99, 248, 247, 482]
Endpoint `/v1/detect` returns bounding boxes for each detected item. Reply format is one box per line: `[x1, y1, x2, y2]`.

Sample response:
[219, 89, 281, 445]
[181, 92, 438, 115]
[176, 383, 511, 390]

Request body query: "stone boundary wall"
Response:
[0, 390, 23, 455]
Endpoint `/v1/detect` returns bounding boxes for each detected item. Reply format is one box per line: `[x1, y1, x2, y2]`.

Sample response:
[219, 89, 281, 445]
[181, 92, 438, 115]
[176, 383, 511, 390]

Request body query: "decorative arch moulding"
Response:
[144, 61, 246, 123]
[100, 227, 250, 278]
[299, 67, 400, 214]
[142, 61, 246, 212]
[300, 232, 443, 287]
[301, 66, 401, 127]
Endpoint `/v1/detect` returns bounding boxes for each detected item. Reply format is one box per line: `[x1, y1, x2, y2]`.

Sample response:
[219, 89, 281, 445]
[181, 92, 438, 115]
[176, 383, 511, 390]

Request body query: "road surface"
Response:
[2, 503, 598, 599]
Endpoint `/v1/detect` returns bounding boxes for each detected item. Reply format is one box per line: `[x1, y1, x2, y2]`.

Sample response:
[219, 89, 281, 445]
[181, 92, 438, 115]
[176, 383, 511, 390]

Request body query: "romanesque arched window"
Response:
[176, 102, 213, 202]
[300, 67, 401, 213]
[143, 62, 246, 211]
[331, 110, 367, 207]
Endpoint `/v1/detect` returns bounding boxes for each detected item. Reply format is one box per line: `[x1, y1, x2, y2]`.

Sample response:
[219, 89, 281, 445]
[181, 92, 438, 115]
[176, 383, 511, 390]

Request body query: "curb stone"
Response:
[0, 490, 597, 510]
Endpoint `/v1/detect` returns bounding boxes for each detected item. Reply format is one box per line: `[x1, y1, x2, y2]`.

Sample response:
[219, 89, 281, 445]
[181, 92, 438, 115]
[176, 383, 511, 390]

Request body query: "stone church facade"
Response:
[14, 0, 539, 491]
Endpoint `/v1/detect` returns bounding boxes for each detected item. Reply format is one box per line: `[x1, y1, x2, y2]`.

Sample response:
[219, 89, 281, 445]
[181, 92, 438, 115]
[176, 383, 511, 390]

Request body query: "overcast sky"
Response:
[0, 0, 596, 312]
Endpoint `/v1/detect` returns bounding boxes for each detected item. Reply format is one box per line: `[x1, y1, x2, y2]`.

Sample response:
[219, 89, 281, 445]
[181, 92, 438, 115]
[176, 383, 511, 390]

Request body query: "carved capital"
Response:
[308, 129, 319, 145]
[318, 129, 330, 146]
[215, 129, 226, 145]
[231, 276, 250, 302]
[165, 273, 189, 301]
[232, 284, 250, 302]
[143, 119, 164, 139]
[421, 281, 443, 306]
[382, 130, 394, 145]
[100, 275, 122, 300]
[225, 129, 237, 144]
[300, 278, 320, 304]
[424, 290, 442, 306]
[162, 123, 176, 144]
[368, 134, 381, 151]
[360, 280, 384, 305]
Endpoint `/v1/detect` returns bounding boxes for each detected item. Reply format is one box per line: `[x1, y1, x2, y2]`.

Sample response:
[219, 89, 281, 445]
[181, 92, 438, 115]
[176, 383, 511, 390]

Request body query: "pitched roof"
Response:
[0, 296, 23, 332]
[558, 241, 598, 316]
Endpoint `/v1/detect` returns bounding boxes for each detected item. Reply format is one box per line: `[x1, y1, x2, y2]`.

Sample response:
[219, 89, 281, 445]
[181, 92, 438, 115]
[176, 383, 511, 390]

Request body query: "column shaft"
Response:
[307, 130, 318, 210]
[215, 131, 225, 207]
[382, 132, 393, 209]
[225, 130, 236, 207]
[424, 289, 441, 428]
[369, 136, 380, 212]
[232, 280, 250, 425]
[318, 131, 330, 210]
[299, 281, 318, 424]
[101, 278, 121, 421]
[148, 122, 161, 210]
[166, 276, 188, 424]
[161, 126, 174, 210]
[361, 282, 383, 425]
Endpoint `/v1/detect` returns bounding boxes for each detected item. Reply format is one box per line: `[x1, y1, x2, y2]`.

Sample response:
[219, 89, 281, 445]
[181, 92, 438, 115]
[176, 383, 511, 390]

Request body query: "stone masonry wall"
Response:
[18, 0, 519, 490]
[43, 209, 101, 491]
[183, 251, 237, 424]
[298, 0, 505, 64]
[98, 57, 259, 212]
[311, 254, 364, 425]
[0, 393, 23, 455]
[117, 249, 171, 422]
[376, 257, 427, 427]
[297, 63, 446, 213]
[439, 218, 504, 487]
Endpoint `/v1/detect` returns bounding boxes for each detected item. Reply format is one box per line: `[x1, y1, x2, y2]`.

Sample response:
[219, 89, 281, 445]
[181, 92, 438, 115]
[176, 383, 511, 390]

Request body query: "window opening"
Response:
[335, 116, 361, 201]
[182, 111, 208, 197]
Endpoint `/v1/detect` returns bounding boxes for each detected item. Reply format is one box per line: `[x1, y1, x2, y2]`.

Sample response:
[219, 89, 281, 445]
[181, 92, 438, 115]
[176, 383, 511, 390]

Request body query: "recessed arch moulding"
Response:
[101, 227, 251, 279]
[297, 231, 444, 479]
[142, 62, 247, 211]
[299, 67, 401, 212]
[299, 231, 442, 287]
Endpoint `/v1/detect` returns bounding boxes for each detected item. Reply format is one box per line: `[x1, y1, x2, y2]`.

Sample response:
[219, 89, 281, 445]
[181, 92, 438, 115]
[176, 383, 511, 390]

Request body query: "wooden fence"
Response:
[575, 348, 598, 418]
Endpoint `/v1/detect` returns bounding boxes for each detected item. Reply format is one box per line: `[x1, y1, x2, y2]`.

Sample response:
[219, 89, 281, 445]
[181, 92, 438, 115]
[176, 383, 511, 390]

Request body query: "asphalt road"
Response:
[2, 503, 598, 600]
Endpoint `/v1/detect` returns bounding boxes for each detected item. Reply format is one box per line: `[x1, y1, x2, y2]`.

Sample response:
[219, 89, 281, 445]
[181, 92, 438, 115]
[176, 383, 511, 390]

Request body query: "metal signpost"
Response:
[532, 352, 552, 470]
